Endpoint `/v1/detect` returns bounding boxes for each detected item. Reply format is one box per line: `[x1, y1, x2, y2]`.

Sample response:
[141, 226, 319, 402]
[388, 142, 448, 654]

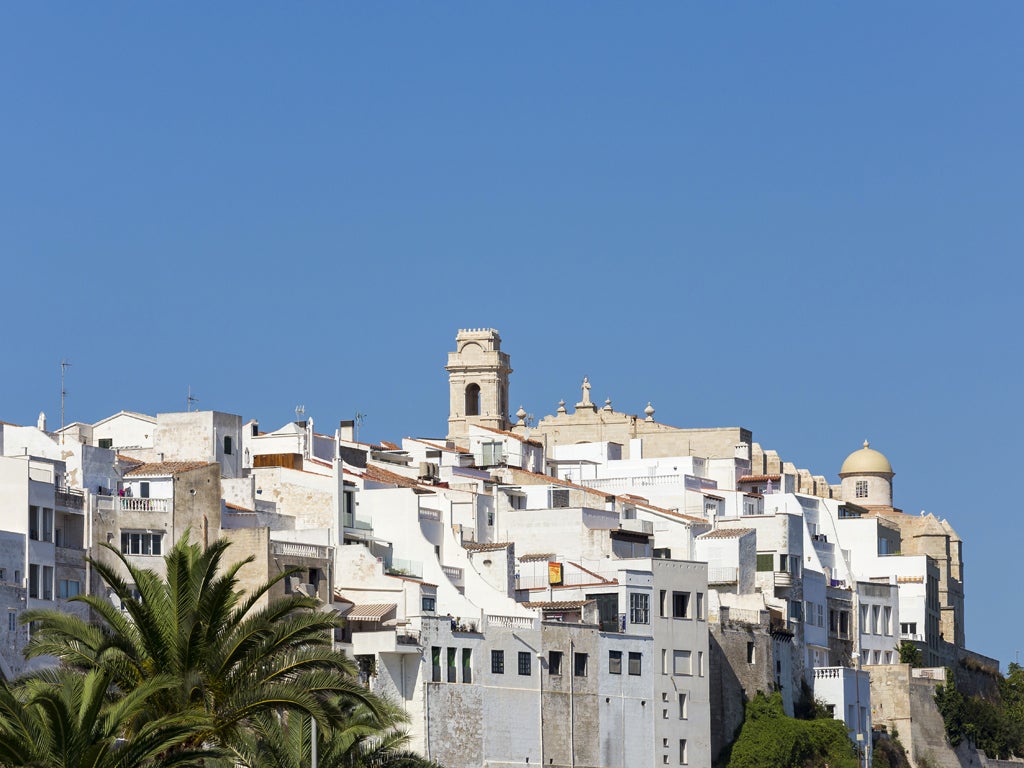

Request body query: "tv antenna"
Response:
[187, 386, 199, 412]
[355, 412, 366, 442]
[60, 359, 71, 443]
[295, 405, 306, 421]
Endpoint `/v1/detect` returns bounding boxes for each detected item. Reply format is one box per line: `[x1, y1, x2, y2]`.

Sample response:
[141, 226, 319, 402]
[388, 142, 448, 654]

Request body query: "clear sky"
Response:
[2, 4, 1021, 668]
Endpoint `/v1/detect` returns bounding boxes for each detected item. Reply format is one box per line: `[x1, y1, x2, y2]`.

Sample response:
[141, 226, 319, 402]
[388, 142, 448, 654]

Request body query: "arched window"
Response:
[465, 383, 481, 416]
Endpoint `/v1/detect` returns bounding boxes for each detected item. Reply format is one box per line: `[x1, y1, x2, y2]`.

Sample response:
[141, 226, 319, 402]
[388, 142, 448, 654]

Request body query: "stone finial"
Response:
[863, 439, 870, 449]
[603, 398, 613, 412]
[515, 405, 527, 426]
[37, 411, 46, 431]
[557, 399, 567, 415]
[644, 402, 655, 422]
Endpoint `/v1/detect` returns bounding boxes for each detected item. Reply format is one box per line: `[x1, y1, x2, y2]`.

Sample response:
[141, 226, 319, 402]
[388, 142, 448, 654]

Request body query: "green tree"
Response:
[934, 669, 967, 747]
[23, 536, 385, 756]
[0, 669, 210, 768]
[898, 642, 923, 667]
[234, 704, 445, 768]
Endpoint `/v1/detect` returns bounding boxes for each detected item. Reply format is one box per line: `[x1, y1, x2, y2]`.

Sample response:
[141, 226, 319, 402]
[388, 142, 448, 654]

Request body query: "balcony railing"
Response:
[418, 508, 442, 522]
[442, 565, 464, 584]
[708, 566, 739, 584]
[485, 614, 536, 630]
[120, 497, 171, 513]
[271, 541, 333, 560]
[55, 487, 84, 511]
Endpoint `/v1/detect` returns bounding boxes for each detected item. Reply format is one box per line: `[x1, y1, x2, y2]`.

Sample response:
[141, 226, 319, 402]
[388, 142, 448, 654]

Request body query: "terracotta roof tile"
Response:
[124, 461, 213, 476]
[698, 527, 754, 539]
[463, 542, 512, 552]
[475, 425, 543, 446]
[524, 600, 591, 610]
[739, 475, 781, 483]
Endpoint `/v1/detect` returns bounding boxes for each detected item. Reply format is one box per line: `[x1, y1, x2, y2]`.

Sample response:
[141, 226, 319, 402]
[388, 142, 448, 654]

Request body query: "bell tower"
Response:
[446, 328, 512, 441]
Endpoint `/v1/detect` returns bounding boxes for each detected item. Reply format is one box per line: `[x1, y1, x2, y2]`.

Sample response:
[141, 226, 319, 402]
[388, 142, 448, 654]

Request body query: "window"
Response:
[672, 592, 690, 619]
[447, 648, 457, 683]
[224, 436, 233, 455]
[872, 605, 881, 635]
[673, 650, 692, 676]
[678, 692, 688, 719]
[518, 651, 532, 676]
[42, 509, 53, 542]
[58, 580, 80, 599]
[679, 738, 688, 765]
[549, 650, 563, 675]
[421, 596, 436, 612]
[487, 511, 495, 526]
[697, 651, 704, 677]
[29, 506, 39, 540]
[7, 613, 14, 632]
[609, 650, 622, 675]
[629, 592, 650, 624]
[901, 621, 917, 636]
[121, 532, 163, 556]
[696, 592, 704, 620]
[465, 384, 481, 416]
[28, 565, 39, 599]
[139, 482, 150, 499]
[550, 489, 570, 508]
[432, 647, 441, 682]
[747, 642, 756, 664]
[482, 441, 503, 466]
[855, 480, 869, 498]
[574, 652, 588, 677]
[462, 648, 472, 683]
[98, 438, 113, 449]
[756, 554, 773, 571]
[884, 606, 893, 635]
[817, 604, 824, 627]
[628, 651, 642, 676]
[659, 589, 667, 616]
[491, 650, 504, 674]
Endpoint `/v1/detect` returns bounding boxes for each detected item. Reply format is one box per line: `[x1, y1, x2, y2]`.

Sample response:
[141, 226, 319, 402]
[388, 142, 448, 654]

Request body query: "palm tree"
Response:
[232, 704, 445, 768]
[0, 668, 211, 768]
[22, 535, 383, 756]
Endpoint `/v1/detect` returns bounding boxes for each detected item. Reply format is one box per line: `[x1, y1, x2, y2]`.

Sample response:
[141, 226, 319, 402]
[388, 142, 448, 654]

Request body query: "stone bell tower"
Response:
[446, 328, 512, 441]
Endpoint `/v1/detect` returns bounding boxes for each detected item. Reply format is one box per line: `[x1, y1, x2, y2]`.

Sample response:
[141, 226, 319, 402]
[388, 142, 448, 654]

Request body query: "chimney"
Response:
[339, 420, 355, 442]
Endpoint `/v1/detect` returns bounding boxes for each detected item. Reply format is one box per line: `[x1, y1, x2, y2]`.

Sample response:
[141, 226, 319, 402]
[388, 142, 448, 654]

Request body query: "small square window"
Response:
[628, 652, 642, 676]
[609, 650, 622, 675]
[549, 650, 563, 676]
[491, 650, 504, 674]
[574, 652, 588, 677]
[518, 651, 531, 676]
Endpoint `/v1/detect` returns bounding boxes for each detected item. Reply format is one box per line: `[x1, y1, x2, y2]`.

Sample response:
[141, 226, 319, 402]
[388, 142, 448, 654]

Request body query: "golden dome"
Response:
[839, 440, 893, 476]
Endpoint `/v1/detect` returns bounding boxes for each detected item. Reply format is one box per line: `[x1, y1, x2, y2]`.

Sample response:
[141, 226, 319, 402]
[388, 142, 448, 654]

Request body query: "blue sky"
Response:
[2, 4, 1021, 668]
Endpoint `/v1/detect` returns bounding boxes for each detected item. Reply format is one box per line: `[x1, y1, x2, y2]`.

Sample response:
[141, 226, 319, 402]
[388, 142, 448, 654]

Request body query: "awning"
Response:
[344, 603, 396, 622]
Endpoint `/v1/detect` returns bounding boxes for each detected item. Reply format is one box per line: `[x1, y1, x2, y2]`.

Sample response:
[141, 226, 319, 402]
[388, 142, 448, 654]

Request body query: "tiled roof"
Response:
[362, 464, 428, 490]
[124, 461, 213, 477]
[224, 502, 255, 512]
[739, 474, 781, 483]
[702, 492, 725, 501]
[519, 553, 555, 562]
[698, 527, 754, 539]
[524, 600, 591, 610]
[412, 439, 472, 455]
[463, 542, 512, 552]
[475, 425, 543, 447]
[378, 441, 401, 450]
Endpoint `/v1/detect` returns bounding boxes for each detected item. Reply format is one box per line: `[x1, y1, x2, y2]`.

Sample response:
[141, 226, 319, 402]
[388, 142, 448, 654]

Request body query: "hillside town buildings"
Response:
[0, 328, 995, 767]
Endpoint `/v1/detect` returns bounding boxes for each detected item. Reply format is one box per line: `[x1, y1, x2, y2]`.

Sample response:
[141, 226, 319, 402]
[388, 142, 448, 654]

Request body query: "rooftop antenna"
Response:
[187, 386, 198, 412]
[355, 412, 366, 442]
[60, 359, 71, 443]
[295, 405, 306, 421]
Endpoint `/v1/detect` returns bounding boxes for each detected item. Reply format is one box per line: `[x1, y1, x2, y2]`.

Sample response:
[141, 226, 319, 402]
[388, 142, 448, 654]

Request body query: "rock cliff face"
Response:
[869, 664, 994, 768]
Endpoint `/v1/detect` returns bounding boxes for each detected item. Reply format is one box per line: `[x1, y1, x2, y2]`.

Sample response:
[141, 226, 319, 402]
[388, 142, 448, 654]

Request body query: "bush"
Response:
[728, 692, 859, 768]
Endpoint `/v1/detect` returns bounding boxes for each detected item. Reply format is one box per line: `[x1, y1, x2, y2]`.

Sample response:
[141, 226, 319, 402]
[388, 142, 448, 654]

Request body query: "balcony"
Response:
[708, 566, 739, 585]
[418, 508, 442, 522]
[442, 565, 464, 585]
[271, 541, 333, 560]
[55, 487, 84, 512]
[774, 571, 794, 588]
[119, 497, 171, 513]
[351, 629, 421, 656]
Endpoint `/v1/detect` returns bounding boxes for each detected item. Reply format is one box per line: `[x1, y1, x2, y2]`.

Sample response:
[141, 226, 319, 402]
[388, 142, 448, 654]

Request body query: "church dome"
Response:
[839, 440, 893, 476]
